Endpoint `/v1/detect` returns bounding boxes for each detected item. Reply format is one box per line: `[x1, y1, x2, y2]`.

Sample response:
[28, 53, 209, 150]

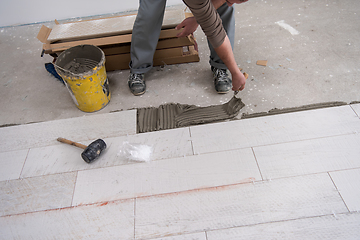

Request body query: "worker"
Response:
[128, 0, 248, 96]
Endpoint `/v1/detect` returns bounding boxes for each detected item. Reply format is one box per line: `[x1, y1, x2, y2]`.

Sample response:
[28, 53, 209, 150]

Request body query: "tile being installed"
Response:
[21, 127, 192, 178]
[0, 110, 136, 152]
[190, 105, 360, 154]
[206, 213, 360, 240]
[253, 133, 360, 179]
[0, 172, 76, 217]
[135, 173, 347, 239]
[0, 199, 134, 239]
[72, 148, 260, 206]
[0, 150, 28, 181]
[330, 168, 360, 212]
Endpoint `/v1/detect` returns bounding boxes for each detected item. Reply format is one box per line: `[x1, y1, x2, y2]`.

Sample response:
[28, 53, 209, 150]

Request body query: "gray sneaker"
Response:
[128, 73, 146, 96]
[211, 67, 232, 94]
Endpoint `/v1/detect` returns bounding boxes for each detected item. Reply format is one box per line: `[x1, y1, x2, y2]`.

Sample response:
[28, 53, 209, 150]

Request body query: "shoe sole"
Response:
[131, 90, 146, 96]
[216, 88, 231, 94]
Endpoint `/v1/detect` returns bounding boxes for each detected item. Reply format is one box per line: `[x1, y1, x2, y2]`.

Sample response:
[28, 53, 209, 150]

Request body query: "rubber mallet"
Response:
[57, 137, 106, 163]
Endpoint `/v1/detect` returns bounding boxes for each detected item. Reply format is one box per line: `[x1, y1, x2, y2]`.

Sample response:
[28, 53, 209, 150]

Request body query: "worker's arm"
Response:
[176, 0, 249, 37]
[176, 0, 224, 37]
[180, 0, 249, 91]
[214, 35, 246, 91]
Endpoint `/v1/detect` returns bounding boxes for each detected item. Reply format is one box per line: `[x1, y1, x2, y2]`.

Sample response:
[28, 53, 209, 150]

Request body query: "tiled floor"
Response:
[1, 104, 360, 239]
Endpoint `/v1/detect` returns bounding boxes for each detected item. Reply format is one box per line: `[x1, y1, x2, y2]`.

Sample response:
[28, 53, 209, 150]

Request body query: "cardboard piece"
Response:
[256, 60, 268, 66]
[38, 10, 200, 71]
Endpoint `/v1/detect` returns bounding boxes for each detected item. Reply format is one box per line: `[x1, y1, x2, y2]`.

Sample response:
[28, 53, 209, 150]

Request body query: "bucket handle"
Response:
[53, 63, 97, 77]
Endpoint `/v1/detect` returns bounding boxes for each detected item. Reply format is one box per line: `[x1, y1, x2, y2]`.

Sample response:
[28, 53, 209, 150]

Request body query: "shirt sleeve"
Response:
[182, 0, 227, 48]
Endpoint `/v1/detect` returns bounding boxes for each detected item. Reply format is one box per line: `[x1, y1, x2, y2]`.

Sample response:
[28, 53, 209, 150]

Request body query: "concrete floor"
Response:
[0, 0, 360, 126]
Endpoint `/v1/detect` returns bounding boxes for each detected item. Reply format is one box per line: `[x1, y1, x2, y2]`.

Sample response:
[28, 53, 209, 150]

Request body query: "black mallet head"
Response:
[81, 139, 107, 163]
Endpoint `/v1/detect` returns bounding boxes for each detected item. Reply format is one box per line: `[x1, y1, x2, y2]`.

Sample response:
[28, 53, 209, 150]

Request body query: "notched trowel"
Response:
[234, 72, 249, 97]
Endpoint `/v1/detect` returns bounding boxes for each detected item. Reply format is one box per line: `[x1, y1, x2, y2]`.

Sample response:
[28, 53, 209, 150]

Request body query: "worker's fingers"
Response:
[175, 22, 185, 31]
[176, 30, 187, 38]
[239, 83, 245, 91]
[232, 84, 245, 92]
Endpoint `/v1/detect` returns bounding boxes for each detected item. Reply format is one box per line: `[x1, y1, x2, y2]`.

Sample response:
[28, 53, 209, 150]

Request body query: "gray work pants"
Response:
[129, 0, 235, 74]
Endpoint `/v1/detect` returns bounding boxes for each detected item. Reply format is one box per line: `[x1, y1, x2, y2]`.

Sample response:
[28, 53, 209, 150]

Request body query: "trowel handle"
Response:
[57, 137, 87, 150]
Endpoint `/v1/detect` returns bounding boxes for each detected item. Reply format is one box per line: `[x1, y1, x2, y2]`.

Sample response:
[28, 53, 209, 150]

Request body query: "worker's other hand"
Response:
[232, 72, 247, 92]
[225, 0, 249, 7]
[175, 17, 199, 38]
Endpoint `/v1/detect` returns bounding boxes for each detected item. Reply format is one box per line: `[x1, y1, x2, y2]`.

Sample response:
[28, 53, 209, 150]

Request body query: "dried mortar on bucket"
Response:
[55, 45, 111, 113]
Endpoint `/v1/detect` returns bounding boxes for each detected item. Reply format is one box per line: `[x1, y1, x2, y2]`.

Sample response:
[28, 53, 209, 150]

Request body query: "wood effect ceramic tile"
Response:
[72, 149, 260, 206]
[206, 213, 360, 240]
[351, 103, 360, 118]
[0, 199, 134, 239]
[190, 106, 360, 154]
[254, 133, 360, 180]
[0, 110, 136, 152]
[148, 232, 206, 240]
[0, 150, 28, 181]
[0, 172, 76, 217]
[135, 173, 347, 239]
[330, 168, 360, 212]
[21, 144, 92, 178]
[21, 128, 192, 178]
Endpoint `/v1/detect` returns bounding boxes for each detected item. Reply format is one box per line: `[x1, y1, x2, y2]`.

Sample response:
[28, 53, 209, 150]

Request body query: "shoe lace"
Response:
[214, 69, 229, 83]
[129, 74, 144, 85]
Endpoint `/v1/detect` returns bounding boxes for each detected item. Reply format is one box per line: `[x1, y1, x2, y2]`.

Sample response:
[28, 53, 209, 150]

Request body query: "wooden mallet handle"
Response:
[57, 137, 88, 150]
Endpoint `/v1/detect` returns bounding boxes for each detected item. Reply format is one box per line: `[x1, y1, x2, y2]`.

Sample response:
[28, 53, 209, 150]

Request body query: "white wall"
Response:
[0, 0, 183, 27]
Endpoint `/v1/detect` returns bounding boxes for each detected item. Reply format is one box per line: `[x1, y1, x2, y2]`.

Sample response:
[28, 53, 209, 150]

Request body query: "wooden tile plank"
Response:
[21, 128, 192, 178]
[47, 9, 185, 42]
[0, 199, 134, 239]
[72, 148, 260, 206]
[190, 106, 360, 154]
[0, 110, 136, 152]
[330, 168, 360, 212]
[0, 172, 76, 217]
[0, 150, 28, 181]
[135, 174, 347, 239]
[254, 133, 360, 179]
[207, 213, 360, 240]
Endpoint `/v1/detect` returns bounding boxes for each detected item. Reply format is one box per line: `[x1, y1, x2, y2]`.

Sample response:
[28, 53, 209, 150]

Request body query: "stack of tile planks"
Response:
[37, 9, 199, 71]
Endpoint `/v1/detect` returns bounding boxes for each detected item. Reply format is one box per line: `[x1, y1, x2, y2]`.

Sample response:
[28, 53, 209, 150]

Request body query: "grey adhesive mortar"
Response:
[137, 96, 245, 133]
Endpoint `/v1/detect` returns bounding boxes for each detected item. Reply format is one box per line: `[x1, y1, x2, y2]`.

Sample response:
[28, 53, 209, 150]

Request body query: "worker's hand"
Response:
[232, 71, 247, 92]
[225, 0, 249, 7]
[175, 17, 199, 38]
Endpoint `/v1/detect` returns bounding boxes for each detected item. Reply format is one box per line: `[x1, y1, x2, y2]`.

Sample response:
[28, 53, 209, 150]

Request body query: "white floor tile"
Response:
[21, 144, 93, 178]
[0, 110, 136, 152]
[190, 106, 360, 154]
[135, 174, 347, 239]
[254, 133, 360, 179]
[330, 168, 360, 212]
[0, 150, 28, 181]
[0, 199, 134, 239]
[351, 103, 360, 118]
[148, 232, 206, 240]
[72, 149, 261, 206]
[0, 172, 76, 217]
[206, 213, 360, 240]
[21, 128, 192, 178]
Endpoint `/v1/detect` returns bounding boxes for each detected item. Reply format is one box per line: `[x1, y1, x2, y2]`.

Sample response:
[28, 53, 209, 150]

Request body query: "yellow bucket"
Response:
[55, 45, 111, 112]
